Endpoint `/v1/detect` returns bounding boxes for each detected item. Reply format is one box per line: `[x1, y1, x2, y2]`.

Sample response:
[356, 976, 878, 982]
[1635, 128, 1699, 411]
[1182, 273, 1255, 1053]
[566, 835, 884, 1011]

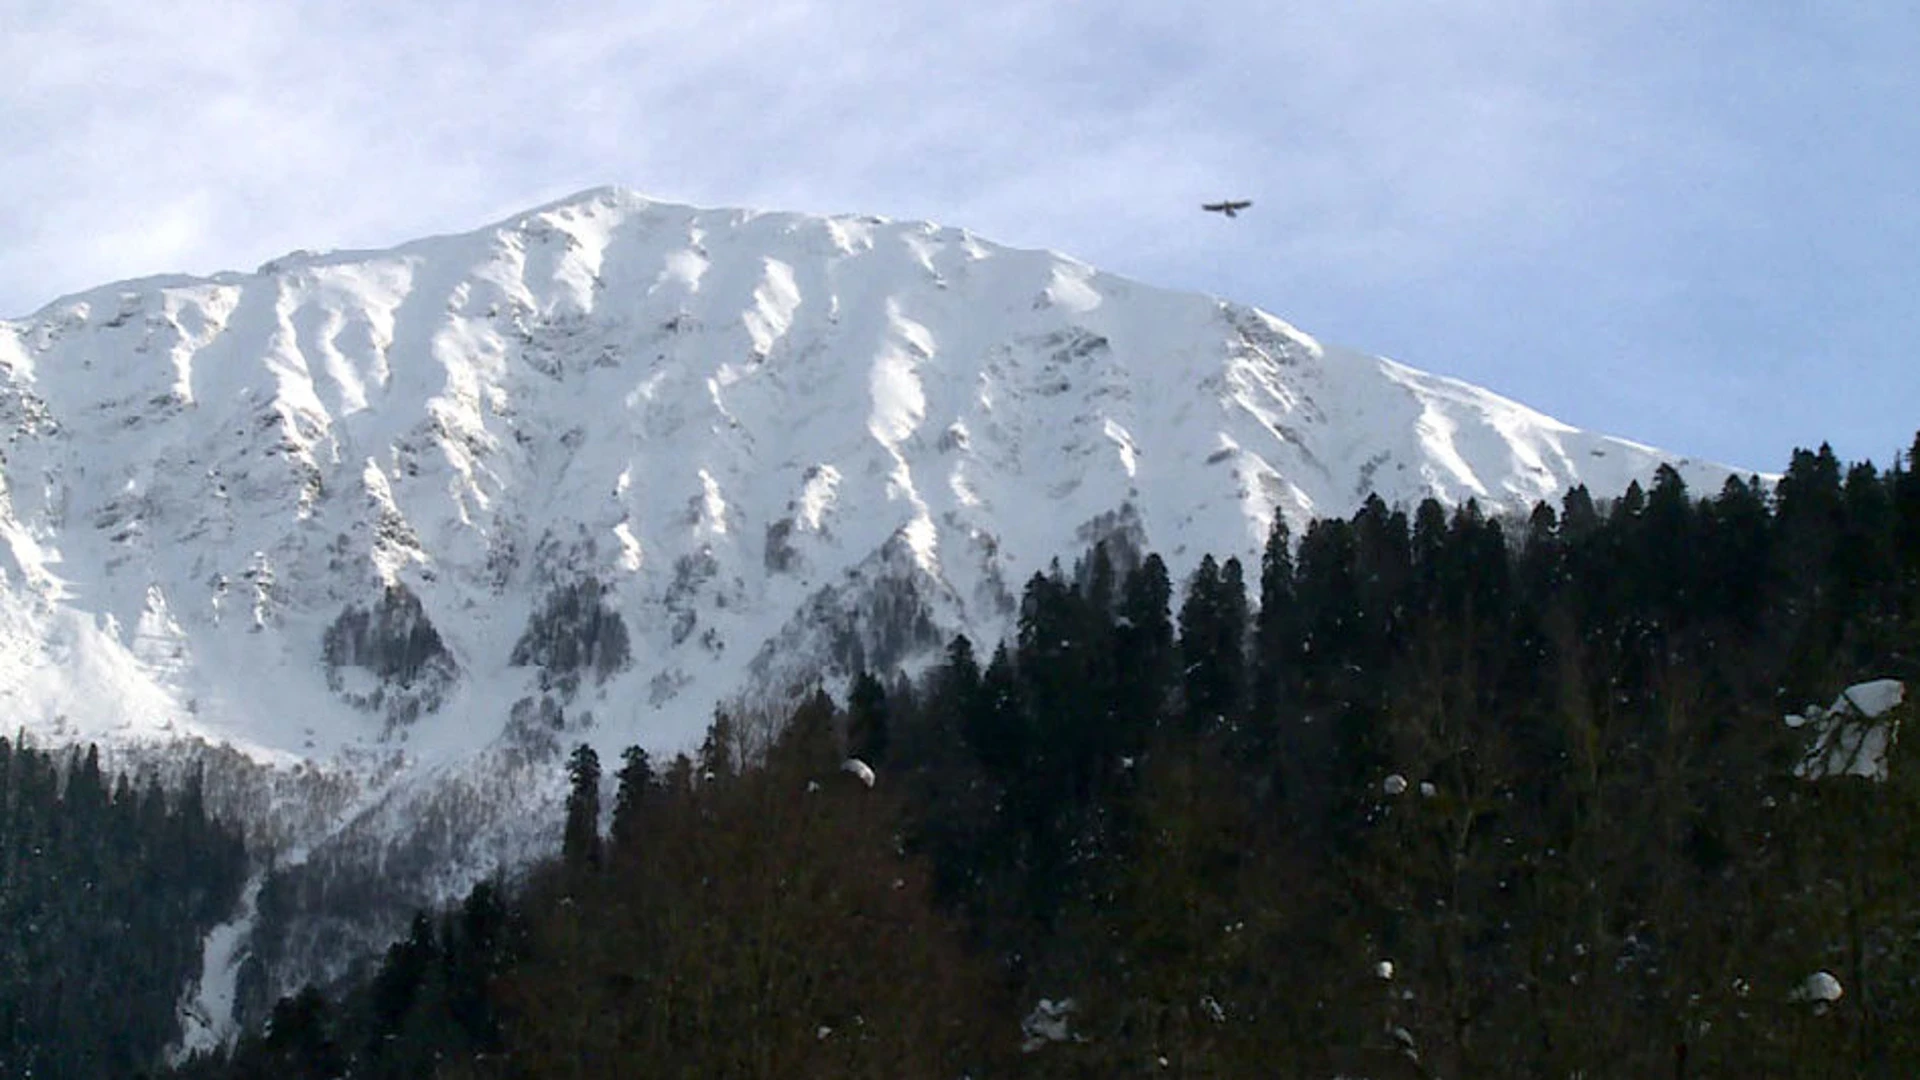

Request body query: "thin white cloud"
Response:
[5, 0, 1669, 312]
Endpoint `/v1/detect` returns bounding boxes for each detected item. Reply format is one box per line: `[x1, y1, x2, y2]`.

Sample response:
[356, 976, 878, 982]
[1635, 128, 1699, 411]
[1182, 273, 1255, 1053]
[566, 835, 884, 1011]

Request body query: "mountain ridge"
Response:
[0, 187, 1749, 1024]
[0, 184, 1744, 764]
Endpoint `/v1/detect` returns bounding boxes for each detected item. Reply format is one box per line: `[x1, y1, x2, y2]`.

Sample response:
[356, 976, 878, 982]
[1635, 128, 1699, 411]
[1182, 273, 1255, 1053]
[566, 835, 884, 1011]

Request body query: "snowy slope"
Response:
[0, 186, 1737, 768]
[0, 187, 1745, 1016]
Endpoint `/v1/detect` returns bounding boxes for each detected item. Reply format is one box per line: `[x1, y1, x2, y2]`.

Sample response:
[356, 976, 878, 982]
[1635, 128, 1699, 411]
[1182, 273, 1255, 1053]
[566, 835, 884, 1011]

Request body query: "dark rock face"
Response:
[749, 532, 947, 693]
[321, 583, 459, 727]
[510, 576, 632, 696]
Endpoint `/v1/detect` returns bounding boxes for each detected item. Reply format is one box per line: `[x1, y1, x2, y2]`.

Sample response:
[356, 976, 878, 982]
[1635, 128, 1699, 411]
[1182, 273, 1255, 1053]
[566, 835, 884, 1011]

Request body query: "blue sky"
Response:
[4, 1, 1915, 473]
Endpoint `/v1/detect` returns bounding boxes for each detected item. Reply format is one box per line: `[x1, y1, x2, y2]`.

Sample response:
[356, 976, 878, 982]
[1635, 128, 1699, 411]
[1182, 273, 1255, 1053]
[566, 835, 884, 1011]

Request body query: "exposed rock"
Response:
[321, 584, 458, 729]
[509, 576, 632, 697]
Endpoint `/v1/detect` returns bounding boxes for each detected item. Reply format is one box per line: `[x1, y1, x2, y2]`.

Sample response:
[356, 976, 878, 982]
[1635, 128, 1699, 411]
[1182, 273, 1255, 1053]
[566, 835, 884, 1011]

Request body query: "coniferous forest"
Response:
[0, 742, 249, 1077]
[58, 432, 1920, 1076]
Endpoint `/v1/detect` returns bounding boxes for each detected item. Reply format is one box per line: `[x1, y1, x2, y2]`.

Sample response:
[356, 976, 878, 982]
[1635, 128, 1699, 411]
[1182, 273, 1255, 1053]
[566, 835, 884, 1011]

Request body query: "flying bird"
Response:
[1201, 200, 1252, 218]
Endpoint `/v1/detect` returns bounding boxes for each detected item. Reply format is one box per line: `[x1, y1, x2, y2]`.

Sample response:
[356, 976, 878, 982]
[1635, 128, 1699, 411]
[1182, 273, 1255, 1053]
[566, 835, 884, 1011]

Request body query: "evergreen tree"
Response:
[697, 710, 738, 784]
[846, 669, 891, 766]
[662, 752, 695, 798]
[1838, 459, 1899, 663]
[1560, 483, 1600, 539]
[254, 985, 347, 1079]
[1517, 500, 1564, 605]
[439, 880, 516, 1058]
[364, 912, 437, 1062]
[1296, 517, 1360, 659]
[965, 643, 1026, 779]
[1349, 495, 1412, 669]
[912, 635, 984, 778]
[900, 636, 997, 906]
[1774, 444, 1849, 696]
[1410, 497, 1452, 615]
[1083, 540, 1120, 619]
[1115, 553, 1177, 753]
[1216, 556, 1251, 724]
[1640, 462, 1695, 621]
[562, 744, 602, 871]
[1251, 515, 1300, 770]
[1700, 475, 1774, 633]
[609, 745, 656, 856]
[1895, 432, 1920, 662]
[1014, 565, 1090, 785]
[770, 687, 841, 779]
[1178, 554, 1248, 735]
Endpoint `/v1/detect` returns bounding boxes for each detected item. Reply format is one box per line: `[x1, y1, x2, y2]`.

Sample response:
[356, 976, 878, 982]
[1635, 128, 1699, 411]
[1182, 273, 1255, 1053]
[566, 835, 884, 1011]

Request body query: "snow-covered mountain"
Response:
[0, 186, 1742, 1025]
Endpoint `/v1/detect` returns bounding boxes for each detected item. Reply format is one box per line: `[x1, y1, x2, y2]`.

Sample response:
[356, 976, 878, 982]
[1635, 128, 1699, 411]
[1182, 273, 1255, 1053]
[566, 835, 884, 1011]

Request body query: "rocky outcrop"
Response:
[320, 584, 458, 729]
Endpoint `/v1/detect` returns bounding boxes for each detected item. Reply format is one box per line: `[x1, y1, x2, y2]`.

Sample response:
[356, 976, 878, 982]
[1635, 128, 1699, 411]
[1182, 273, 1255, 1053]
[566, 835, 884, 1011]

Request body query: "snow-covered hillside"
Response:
[0, 186, 1744, 1021]
[0, 186, 1736, 766]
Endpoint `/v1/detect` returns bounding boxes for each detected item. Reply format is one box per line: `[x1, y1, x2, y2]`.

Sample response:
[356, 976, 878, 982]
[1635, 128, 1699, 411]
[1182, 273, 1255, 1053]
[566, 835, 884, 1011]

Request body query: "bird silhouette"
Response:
[1201, 200, 1252, 218]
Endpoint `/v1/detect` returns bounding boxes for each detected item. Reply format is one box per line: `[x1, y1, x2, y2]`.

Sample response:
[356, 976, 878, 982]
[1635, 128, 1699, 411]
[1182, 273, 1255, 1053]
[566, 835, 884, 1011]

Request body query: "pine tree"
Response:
[562, 744, 602, 871]
[909, 636, 984, 776]
[697, 710, 738, 784]
[1351, 496, 1411, 636]
[1640, 462, 1695, 621]
[1250, 516, 1299, 770]
[770, 687, 841, 780]
[1216, 556, 1251, 724]
[1295, 516, 1361, 686]
[966, 643, 1026, 780]
[1700, 475, 1773, 633]
[1838, 459, 1898, 664]
[1894, 432, 1920, 666]
[847, 669, 891, 766]
[1178, 554, 1248, 736]
[610, 745, 656, 856]
[1518, 501, 1563, 605]
[1084, 540, 1119, 619]
[1410, 497, 1451, 616]
[1015, 566, 1089, 785]
[1115, 553, 1176, 754]
[900, 636, 997, 906]
[1774, 444, 1848, 697]
[255, 985, 348, 1079]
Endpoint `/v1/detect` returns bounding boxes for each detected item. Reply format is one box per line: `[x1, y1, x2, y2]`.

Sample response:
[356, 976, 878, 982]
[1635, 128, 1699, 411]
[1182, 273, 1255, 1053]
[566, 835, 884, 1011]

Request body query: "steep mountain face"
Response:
[0, 187, 1741, 1021]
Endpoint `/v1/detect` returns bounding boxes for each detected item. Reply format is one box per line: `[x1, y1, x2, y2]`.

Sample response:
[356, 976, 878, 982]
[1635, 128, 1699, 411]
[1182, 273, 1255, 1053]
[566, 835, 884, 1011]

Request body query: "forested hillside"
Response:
[0, 741, 249, 1077]
[188, 433, 1920, 1077]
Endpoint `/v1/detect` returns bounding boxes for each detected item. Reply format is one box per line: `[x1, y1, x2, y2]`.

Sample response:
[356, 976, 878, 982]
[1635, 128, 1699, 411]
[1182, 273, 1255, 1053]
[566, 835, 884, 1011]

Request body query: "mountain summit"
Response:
[0, 186, 1732, 763]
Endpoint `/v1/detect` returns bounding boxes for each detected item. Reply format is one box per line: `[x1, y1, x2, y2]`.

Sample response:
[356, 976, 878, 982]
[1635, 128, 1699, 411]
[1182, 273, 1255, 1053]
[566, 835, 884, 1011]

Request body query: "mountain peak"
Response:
[504, 184, 672, 225]
[0, 190, 1742, 760]
[0, 193, 1743, 962]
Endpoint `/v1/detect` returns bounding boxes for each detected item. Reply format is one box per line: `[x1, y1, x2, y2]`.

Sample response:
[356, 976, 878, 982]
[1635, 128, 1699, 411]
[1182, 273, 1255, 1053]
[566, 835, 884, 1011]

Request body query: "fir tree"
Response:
[563, 744, 602, 871]
[1250, 515, 1300, 770]
[769, 687, 841, 780]
[697, 710, 738, 784]
[847, 669, 891, 766]
[610, 745, 657, 856]
[1177, 554, 1248, 735]
[1115, 553, 1176, 753]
